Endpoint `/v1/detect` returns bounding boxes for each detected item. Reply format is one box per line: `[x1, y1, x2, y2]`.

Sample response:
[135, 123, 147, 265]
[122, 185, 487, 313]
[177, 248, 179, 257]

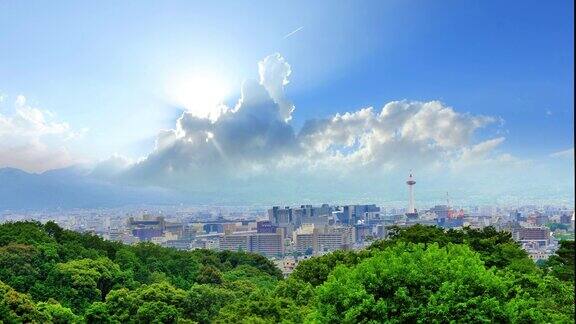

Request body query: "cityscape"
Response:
[0, 1, 573, 323]
[3, 172, 573, 277]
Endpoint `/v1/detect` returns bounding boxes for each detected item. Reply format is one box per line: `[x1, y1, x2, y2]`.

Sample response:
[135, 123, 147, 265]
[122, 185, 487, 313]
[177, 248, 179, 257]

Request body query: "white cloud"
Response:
[297, 100, 501, 174]
[124, 62, 298, 185]
[115, 53, 519, 193]
[550, 148, 574, 159]
[457, 137, 505, 164]
[258, 53, 295, 122]
[89, 154, 133, 180]
[15, 95, 26, 107]
[0, 95, 81, 172]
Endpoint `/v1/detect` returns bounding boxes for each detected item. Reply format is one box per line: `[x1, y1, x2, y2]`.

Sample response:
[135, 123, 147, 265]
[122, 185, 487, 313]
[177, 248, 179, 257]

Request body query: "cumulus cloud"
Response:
[258, 53, 295, 122]
[455, 137, 505, 166]
[125, 60, 298, 186]
[2, 55, 571, 205]
[89, 154, 134, 180]
[0, 95, 81, 172]
[114, 53, 519, 196]
[298, 100, 498, 171]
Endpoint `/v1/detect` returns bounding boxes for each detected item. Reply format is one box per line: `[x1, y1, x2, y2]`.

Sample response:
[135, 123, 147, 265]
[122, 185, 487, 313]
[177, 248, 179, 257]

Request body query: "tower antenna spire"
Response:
[406, 171, 417, 216]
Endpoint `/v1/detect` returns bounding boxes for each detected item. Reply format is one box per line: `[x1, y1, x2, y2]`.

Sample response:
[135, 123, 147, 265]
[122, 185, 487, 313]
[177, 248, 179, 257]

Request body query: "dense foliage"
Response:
[0, 222, 573, 323]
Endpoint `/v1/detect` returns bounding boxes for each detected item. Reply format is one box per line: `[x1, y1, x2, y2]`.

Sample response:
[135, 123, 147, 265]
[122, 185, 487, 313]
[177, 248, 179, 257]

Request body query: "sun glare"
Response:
[166, 72, 230, 120]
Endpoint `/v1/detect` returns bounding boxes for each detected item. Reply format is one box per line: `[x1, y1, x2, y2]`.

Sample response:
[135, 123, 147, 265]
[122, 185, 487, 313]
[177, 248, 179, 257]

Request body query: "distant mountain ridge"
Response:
[0, 166, 182, 211]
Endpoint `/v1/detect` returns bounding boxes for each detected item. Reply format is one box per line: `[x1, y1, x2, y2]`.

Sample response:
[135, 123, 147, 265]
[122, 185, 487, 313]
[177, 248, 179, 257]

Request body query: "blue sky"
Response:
[0, 1, 573, 205]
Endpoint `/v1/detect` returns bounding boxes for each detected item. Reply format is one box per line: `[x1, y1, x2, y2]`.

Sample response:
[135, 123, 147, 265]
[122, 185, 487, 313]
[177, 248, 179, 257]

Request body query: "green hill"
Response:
[0, 222, 573, 323]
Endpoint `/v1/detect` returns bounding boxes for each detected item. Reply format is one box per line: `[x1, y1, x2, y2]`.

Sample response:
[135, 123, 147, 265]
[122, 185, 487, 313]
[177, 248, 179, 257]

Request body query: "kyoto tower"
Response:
[406, 171, 417, 216]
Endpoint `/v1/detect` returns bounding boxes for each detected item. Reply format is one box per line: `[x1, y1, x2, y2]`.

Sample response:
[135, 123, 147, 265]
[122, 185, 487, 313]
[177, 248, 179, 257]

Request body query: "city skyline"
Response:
[0, 2, 573, 323]
[0, 1, 574, 207]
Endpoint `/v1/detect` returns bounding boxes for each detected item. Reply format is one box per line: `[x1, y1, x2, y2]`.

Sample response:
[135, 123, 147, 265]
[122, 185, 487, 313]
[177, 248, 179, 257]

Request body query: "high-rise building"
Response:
[268, 206, 293, 224]
[294, 224, 315, 254]
[354, 224, 372, 243]
[518, 227, 550, 241]
[250, 233, 284, 257]
[219, 234, 250, 252]
[342, 204, 380, 225]
[219, 232, 284, 258]
[293, 224, 354, 254]
[127, 216, 165, 241]
[295, 233, 315, 255]
[256, 220, 278, 233]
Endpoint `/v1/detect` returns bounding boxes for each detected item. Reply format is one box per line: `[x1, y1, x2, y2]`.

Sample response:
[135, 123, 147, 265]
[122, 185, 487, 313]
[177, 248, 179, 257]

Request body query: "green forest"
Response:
[0, 222, 574, 323]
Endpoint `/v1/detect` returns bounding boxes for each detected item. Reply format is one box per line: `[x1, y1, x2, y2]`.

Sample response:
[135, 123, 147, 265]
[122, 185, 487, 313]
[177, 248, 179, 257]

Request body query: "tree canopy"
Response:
[0, 221, 573, 323]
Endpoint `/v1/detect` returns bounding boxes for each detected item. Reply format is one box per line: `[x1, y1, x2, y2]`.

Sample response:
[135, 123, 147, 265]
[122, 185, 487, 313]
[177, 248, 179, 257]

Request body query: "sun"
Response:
[166, 72, 230, 121]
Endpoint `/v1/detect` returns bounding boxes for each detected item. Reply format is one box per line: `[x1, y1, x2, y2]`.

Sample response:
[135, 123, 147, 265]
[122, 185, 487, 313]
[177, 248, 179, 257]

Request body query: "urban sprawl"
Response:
[2, 174, 573, 277]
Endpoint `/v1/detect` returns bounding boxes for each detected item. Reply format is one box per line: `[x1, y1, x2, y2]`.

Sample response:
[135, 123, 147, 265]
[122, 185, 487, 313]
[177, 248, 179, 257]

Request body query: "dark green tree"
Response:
[543, 240, 575, 281]
[36, 300, 80, 323]
[182, 284, 234, 323]
[0, 280, 48, 323]
[136, 301, 179, 324]
[291, 249, 370, 286]
[40, 257, 127, 313]
[196, 265, 223, 285]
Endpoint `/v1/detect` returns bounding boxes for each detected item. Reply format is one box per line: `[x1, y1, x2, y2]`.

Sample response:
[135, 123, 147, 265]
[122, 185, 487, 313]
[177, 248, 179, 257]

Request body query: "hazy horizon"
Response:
[1, 1, 574, 207]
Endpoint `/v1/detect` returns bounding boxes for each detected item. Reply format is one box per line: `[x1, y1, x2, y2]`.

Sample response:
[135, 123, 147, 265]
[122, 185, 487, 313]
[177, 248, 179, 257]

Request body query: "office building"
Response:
[219, 232, 284, 257]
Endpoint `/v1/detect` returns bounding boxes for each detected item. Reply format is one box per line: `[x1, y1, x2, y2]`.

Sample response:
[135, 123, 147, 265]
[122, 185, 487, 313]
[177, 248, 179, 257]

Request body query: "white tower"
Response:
[406, 171, 416, 214]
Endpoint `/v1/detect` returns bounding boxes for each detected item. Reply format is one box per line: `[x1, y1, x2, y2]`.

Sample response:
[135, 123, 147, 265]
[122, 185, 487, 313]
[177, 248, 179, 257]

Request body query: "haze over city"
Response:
[0, 0, 574, 208]
[0, 2, 574, 323]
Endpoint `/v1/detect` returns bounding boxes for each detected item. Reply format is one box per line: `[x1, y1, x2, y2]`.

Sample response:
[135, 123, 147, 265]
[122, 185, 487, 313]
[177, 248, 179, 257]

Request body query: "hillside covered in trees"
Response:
[0, 222, 574, 323]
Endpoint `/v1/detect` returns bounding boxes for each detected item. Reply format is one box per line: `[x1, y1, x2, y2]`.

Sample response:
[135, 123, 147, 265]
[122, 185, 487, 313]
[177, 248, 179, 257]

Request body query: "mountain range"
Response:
[0, 166, 182, 211]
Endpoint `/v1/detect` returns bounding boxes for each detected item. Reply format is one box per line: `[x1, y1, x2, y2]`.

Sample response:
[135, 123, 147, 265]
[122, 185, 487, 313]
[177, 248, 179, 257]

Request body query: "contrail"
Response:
[284, 26, 304, 39]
